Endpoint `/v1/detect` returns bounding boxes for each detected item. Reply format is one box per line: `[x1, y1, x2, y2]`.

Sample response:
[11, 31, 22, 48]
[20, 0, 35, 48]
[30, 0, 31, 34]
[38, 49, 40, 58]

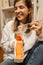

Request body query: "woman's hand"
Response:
[30, 21, 42, 36]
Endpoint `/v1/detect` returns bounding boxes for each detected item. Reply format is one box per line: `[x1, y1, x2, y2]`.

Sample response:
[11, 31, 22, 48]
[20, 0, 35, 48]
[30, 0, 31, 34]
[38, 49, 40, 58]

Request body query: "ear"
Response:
[28, 8, 32, 14]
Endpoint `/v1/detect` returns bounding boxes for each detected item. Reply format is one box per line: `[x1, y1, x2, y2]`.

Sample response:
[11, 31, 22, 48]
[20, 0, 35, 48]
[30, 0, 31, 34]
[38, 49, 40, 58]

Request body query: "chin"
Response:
[17, 17, 23, 21]
[18, 19, 23, 21]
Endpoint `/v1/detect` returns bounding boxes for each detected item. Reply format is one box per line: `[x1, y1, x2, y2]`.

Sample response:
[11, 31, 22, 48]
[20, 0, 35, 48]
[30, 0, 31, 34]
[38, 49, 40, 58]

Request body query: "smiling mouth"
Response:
[17, 13, 23, 17]
[17, 15, 22, 19]
[17, 15, 21, 17]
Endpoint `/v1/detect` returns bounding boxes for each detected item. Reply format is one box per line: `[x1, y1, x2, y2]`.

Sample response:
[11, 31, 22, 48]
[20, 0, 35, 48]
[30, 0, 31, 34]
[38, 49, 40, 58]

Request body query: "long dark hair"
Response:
[13, 0, 32, 33]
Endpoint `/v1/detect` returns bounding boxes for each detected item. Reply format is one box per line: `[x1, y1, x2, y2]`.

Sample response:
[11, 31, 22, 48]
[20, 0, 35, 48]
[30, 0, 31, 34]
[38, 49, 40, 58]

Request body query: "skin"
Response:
[12, 0, 31, 48]
[31, 21, 42, 36]
[14, 0, 31, 24]
[14, 0, 42, 36]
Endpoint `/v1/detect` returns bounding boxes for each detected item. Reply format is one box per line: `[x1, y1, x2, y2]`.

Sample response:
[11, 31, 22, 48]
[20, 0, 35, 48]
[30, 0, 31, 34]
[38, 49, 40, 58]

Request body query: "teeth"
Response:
[18, 15, 21, 16]
[17, 13, 22, 16]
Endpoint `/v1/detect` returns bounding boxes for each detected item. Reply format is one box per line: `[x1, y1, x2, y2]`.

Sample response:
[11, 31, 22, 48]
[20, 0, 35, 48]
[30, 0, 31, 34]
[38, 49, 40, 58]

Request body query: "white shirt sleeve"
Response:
[1, 21, 14, 52]
[23, 30, 38, 53]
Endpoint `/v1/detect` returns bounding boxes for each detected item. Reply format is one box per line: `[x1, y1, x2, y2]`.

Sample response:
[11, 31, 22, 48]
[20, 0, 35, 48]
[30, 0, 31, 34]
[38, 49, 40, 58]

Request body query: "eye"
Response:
[19, 5, 25, 9]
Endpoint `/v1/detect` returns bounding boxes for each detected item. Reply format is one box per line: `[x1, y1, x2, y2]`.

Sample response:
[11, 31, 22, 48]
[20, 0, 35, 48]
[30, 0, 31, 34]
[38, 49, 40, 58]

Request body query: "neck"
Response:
[20, 20, 27, 25]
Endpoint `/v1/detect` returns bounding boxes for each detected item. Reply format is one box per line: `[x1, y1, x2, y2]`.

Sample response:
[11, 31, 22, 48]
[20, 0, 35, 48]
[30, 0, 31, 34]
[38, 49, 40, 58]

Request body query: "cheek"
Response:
[24, 11, 29, 17]
[14, 10, 17, 15]
[23, 9, 29, 15]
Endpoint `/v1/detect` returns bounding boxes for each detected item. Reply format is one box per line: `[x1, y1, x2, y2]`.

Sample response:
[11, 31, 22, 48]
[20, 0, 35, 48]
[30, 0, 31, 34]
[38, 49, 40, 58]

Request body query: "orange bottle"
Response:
[14, 35, 24, 63]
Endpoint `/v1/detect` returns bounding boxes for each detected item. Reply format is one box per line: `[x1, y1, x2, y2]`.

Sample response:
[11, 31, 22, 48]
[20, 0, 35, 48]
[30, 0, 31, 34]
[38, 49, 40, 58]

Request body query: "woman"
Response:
[0, 0, 43, 65]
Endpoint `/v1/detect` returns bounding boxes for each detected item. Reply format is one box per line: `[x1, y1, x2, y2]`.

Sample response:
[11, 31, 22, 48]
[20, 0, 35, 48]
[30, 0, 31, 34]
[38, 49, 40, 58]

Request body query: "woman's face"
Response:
[14, 0, 31, 23]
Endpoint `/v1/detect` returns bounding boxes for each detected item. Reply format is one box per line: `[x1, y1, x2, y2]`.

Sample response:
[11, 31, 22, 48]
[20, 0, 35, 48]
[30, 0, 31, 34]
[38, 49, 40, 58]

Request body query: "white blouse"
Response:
[1, 20, 38, 61]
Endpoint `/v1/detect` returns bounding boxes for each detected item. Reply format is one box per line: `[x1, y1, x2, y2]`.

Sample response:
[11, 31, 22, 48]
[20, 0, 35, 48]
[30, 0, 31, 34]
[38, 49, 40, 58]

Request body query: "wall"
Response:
[34, 0, 43, 40]
[38, 0, 43, 40]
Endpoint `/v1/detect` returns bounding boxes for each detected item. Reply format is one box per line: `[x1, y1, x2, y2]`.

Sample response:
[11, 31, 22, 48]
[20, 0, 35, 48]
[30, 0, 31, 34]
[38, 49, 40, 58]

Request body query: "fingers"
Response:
[30, 25, 38, 30]
[36, 27, 42, 36]
[31, 24, 42, 30]
[30, 21, 42, 36]
[31, 21, 40, 26]
[31, 21, 41, 29]
[31, 25, 42, 36]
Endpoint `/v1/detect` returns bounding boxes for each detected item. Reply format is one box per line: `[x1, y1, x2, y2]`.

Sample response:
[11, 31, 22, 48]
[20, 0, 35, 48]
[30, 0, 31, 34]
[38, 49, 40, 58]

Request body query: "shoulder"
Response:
[6, 20, 14, 27]
[3, 20, 14, 32]
[4, 17, 16, 29]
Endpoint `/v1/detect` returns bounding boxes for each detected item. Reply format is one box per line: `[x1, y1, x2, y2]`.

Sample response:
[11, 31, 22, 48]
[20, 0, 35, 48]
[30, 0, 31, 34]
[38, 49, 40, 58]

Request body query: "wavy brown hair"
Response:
[13, 0, 32, 33]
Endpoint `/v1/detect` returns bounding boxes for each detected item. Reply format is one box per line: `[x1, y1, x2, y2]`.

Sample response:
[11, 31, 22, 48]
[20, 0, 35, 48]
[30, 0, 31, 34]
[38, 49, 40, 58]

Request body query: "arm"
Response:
[1, 23, 14, 53]
[23, 30, 38, 53]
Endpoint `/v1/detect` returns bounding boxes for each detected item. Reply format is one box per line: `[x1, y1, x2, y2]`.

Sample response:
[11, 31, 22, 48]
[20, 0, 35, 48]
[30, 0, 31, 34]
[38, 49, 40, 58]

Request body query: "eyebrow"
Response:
[15, 4, 25, 7]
